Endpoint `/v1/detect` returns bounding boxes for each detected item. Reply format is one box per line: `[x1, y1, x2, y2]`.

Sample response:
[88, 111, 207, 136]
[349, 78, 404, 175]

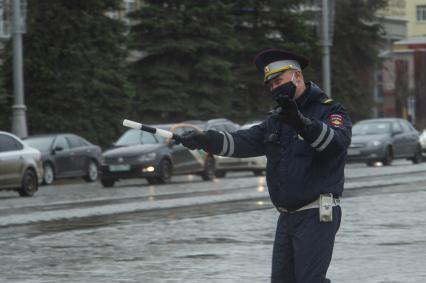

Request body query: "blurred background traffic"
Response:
[1, 0, 426, 197]
[1, 115, 425, 197]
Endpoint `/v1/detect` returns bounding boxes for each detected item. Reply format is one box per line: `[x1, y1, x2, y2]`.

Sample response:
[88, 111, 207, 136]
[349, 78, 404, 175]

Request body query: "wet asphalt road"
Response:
[1, 161, 426, 282]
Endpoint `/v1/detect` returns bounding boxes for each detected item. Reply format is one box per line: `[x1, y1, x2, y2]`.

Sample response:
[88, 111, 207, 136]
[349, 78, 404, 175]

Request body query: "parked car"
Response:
[183, 118, 240, 133]
[0, 131, 43, 196]
[100, 123, 215, 187]
[347, 118, 422, 166]
[420, 129, 426, 154]
[214, 122, 267, 177]
[24, 134, 102, 185]
[184, 118, 266, 177]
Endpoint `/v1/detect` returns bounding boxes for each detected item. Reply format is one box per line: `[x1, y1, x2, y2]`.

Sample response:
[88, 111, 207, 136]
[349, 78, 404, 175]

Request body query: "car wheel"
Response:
[366, 161, 375, 167]
[253, 170, 264, 176]
[146, 177, 159, 185]
[411, 145, 423, 164]
[382, 146, 393, 166]
[201, 155, 215, 181]
[100, 178, 115, 188]
[42, 163, 55, 185]
[83, 161, 99, 182]
[156, 159, 172, 184]
[18, 169, 38, 197]
[215, 170, 226, 178]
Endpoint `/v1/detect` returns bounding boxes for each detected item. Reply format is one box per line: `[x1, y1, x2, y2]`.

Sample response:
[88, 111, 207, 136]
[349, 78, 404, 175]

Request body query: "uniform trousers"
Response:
[271, 206, 341, 283]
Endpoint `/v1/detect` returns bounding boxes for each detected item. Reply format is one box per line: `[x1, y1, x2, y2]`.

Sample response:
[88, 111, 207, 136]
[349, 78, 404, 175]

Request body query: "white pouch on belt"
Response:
[319, 193, 334, 222]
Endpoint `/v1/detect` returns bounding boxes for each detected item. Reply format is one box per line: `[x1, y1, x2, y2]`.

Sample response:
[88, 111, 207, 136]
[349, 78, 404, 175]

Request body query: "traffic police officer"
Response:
[180, 48, 352, 283]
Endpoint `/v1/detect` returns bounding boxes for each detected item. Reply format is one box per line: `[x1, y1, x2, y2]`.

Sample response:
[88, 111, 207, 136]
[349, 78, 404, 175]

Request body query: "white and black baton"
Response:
[122, 119, 182, 142]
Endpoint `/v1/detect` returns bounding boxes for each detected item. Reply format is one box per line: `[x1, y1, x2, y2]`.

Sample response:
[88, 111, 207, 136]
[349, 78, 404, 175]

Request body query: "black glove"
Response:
[277, 96, 312, 131]
[179, 130, 209, 150]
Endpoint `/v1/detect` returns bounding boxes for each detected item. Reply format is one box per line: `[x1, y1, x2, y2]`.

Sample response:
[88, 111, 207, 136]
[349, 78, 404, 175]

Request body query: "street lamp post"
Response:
[11, 0, 27, 138]
[322, 0, 332, 98]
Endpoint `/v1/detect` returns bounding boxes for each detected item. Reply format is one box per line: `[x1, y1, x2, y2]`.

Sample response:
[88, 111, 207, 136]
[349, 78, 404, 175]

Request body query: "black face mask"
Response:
[270, 80, 296, 105]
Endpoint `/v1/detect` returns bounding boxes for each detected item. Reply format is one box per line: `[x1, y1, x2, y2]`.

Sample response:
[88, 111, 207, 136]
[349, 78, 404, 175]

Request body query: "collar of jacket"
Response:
[295, 82, 326, 108]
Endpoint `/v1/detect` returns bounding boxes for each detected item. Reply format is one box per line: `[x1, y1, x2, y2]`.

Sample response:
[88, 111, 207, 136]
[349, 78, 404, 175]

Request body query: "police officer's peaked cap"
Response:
[254, 48, 309, 83]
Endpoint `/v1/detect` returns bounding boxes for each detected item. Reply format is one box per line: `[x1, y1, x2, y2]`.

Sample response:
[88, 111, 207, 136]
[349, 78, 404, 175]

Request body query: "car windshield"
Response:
[24, 136, 54, 151]
[352, 122, 391, 136]
[115, 129, 158, 146]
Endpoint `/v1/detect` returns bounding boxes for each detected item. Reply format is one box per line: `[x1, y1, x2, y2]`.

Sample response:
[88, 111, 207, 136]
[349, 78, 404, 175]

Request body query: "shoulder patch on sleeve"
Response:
[322, 98, 333, 104]
[328, 114, 343, 128]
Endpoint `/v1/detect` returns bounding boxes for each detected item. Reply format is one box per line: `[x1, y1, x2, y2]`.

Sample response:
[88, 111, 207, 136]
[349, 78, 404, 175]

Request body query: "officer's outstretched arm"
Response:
[182, 122, 266, 158]
[299, 105, 352, 156]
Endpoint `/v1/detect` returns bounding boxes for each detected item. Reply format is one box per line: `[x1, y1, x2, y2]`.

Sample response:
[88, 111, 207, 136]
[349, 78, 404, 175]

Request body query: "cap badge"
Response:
[264, 66, 270, 74]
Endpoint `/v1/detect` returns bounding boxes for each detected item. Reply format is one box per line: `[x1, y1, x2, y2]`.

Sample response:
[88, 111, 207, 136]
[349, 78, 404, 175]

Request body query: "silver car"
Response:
[0, 131, 43, 196]
[215, 122, 266, 177]
[420, 129, 426, 154]
[347, 118, 422, 166]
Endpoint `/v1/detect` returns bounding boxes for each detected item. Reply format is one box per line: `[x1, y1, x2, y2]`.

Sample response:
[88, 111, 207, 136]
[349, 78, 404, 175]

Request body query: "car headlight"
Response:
[370, 140, 382, 147]
[139, 152, 157, 162]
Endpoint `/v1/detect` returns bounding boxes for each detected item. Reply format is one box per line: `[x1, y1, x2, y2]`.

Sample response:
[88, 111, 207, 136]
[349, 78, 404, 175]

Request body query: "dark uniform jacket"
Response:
[204, 82, 352, 211]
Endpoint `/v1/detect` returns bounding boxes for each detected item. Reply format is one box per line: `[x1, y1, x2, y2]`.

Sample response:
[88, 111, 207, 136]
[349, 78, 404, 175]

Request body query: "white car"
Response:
[214, 122, 266, 177]
[420, 129, 426, 154]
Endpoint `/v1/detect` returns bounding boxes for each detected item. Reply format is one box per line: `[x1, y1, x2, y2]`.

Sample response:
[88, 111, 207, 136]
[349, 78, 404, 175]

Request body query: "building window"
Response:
[417, 5, 426, 22]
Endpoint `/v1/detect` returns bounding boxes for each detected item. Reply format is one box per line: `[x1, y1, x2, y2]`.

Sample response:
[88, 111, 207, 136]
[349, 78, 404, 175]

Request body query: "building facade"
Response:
[379, 37, 426, 127]
[376, 0, 426, 128]
[408, 0, 426, 36]
[380, 0, 426, 38]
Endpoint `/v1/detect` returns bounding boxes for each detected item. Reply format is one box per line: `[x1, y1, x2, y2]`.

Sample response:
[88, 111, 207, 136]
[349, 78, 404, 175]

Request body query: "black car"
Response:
[24, 134, 102, 184]
[99, 123, 215, 187]
[347, 118, 422, 166]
